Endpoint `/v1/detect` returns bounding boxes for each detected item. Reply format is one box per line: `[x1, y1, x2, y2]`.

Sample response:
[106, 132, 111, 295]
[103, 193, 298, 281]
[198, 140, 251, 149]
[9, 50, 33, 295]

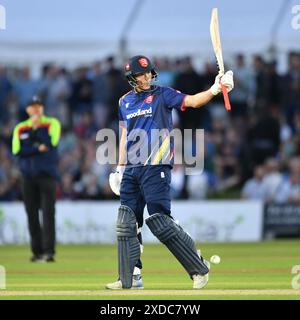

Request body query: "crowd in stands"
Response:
[1, 52, 300, 202]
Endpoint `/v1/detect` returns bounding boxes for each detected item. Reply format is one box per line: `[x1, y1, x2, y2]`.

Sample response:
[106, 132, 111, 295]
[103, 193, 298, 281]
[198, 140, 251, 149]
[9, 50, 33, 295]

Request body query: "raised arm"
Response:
[183, 71, 234, 109]
[184, 89, 215, 109]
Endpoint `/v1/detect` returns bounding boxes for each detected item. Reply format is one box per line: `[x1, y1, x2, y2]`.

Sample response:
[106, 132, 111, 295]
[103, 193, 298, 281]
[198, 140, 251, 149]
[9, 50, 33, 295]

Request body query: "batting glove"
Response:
[210, 72, 223, 95]
[221, 70, 234, 93]
[109, 166, 124, 196]
[210, 70, 234, 95]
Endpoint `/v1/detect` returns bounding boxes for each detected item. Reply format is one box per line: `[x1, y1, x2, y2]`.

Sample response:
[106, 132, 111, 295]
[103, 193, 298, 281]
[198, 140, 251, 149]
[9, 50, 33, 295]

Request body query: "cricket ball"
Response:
[210, 255, 221, 264]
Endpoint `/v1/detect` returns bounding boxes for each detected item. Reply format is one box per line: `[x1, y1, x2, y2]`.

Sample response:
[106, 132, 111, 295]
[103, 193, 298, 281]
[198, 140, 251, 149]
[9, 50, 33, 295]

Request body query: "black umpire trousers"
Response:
[21, 175, 57, 256]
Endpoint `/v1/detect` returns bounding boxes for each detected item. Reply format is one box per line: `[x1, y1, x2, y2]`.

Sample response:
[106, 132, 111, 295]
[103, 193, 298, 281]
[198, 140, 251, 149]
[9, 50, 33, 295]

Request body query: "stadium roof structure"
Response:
[0, 0, 299, 69]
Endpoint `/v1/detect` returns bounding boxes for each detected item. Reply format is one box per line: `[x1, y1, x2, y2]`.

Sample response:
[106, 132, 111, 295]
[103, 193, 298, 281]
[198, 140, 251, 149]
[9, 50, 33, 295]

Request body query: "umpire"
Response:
[12, 96, 61, 262]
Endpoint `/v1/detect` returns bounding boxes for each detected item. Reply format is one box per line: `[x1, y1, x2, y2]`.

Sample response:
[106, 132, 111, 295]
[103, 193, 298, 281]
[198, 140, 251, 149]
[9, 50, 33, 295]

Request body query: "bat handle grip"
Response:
[221, 84, 231, 111]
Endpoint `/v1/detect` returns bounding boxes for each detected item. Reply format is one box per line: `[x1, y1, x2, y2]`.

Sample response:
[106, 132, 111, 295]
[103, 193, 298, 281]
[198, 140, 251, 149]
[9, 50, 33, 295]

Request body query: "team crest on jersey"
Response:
[139, 58, 148, 67]
[145, 95, 154, 104]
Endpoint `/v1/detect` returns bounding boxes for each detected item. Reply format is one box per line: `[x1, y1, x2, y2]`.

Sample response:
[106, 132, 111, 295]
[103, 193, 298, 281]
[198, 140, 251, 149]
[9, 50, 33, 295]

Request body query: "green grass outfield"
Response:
[0, 240, 300, 300]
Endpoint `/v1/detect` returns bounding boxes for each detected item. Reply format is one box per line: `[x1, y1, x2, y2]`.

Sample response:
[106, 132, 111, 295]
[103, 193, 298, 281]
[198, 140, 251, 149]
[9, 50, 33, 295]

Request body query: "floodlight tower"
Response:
[119, 0, 145, 63]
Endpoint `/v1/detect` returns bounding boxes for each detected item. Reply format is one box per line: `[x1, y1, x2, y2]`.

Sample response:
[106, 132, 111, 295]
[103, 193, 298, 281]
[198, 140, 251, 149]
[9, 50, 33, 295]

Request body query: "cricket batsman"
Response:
[106, 55, 234, 289]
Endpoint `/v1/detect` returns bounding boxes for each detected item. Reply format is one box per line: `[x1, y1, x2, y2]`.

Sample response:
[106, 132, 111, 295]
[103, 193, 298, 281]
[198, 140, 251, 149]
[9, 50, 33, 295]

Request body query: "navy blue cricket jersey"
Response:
[119, 85, 186, 167]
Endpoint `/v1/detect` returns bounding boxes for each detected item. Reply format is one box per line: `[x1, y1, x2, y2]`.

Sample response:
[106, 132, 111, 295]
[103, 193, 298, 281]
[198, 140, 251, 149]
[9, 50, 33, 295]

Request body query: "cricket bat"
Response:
[210, 8, 231, 111]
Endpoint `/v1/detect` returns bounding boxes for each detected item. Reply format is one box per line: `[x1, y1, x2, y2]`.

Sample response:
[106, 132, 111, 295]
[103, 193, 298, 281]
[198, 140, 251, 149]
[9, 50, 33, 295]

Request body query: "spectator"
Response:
[153, 56, 176, 86]
[275, 158, 300, 203]
[91, 61, 109, 128]
[174, 56, 207, 129]
[265, 61, 281, 109]
[69, 66, 93, 120]
[73, 112, 98, 139]
[0, 143, 20, 200]
[247, 106, 280, 165]
[58, 172, 76, 199]
[13, 66, 40, 120]
[42, 66, 71, 127]
[241, 165, 267, 200]
[170, 164, 185, 199]
[74, 157, 102, 199]
[252, 54, 268, 113]
[281, 52, 300, 132]
[186, 170, 209, 199]
[0, 65, 13, 124]
[262, 158, 283, 203]
[230, 54, 255, 119]
[213, 124, 241, 191]
[104, 56, 130, 126]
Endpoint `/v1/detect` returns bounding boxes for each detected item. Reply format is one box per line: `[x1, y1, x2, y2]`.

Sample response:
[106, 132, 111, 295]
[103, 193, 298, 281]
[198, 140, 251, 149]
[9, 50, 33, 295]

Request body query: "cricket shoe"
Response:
[192, 257, 211, 289]
[105, 275, 144, 290]
[105, 280, 123, 290]
[132, 274, 144, 289]
[30, 255, 45, 263]
[43, 254, 55, 262]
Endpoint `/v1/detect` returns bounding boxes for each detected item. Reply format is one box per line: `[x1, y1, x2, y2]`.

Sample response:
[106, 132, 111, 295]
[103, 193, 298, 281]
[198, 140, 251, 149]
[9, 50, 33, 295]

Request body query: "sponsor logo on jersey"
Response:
[139, 58, 148, 68]
[126, 106, 152, 119]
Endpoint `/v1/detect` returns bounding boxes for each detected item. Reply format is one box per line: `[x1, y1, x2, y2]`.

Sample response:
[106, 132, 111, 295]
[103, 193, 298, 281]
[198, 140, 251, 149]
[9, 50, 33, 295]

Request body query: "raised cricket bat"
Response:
[210, 8, 231, 111]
